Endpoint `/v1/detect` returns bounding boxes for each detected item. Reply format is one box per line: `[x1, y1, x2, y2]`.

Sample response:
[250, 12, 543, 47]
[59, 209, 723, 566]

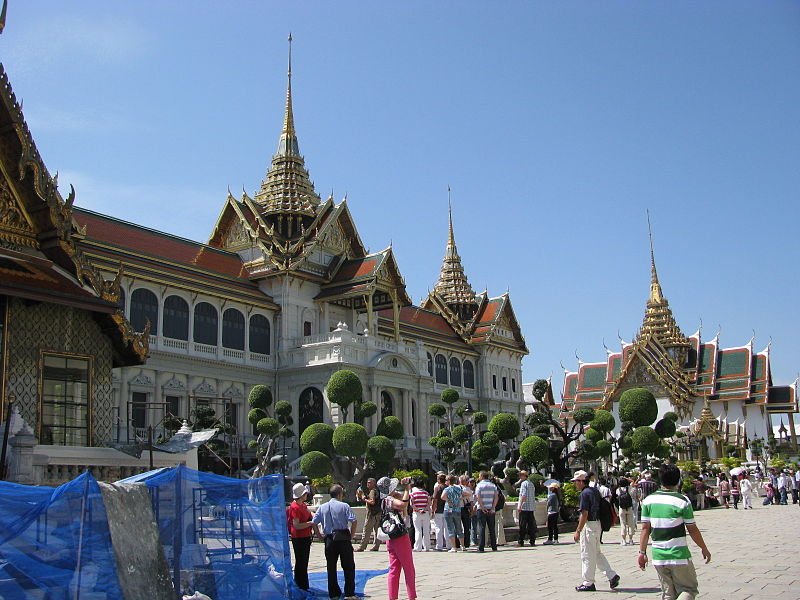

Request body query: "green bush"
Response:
[248, 385, 273, 409]
[451, 424, 470, 444]
[533, 424, 551, 437]
[473, 411, 488, 425]
[488, 413, 521, 441]
[663, 411, 679, 423]
[300, 451, 331, 479]
[519, 435, 549, 466]
[354, 401, 377, 421]
[428, 403, 447, 418]
[300, 423, 335, 455]
[376, 416, 404, 440]
[654, 418, 677, 438]
[563, 482, 579, 507]
[274, 400, 292, 418]
[584, 427, 603, 443]
[256, 417, 280, 436]
[327, 370, 363, 415]
[619, 388, 658, 427]
[481, 431, 500, 446]
[437, 428, 451, 438]
[471, 439, 499, 462]
[529, 473, 544, 492]
[248, 408, 267, 425]
[595, 439, 613, 457]
[505, 467, 520, 486]
[311, 474, 333, 493]
[332, 423, 369, 457]
[366, 435, 395, 463]
[437, 437, 456, 452]
[590, 409, 616, 433]
[393, 468, 427, 484]
[572, 407, 596, 424]
[440, 388, 460, 405]
[630, 426, 661, 455]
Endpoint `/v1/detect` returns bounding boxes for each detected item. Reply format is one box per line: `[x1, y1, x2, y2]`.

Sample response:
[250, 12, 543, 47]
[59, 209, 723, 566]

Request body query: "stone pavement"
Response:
[304, 501, 799, 599]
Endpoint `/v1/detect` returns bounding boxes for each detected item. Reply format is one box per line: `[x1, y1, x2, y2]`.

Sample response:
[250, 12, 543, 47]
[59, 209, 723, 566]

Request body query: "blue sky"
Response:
[2, 2, 799, 421]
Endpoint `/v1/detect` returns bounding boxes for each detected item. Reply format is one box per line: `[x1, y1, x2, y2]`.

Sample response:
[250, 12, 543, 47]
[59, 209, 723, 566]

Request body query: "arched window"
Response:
[163, 295, 189, 340]
[449, 357, 462, 387]
[193, 302, 218, 346]
[222, 308, 245, 350]
[299, 387, 323, 437]
[381, 391, 394, 417]
[463, 360, 475, 389]
[435, 354, 448, 384]
[427, 353, 433, 377]
[249, 314, 271, 355]
[130, 288, 158, 335]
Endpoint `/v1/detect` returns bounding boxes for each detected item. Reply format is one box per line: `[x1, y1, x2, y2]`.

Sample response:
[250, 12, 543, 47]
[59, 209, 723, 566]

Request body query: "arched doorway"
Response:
[299, 387, 324, 438]
[381, 390, 394, 418]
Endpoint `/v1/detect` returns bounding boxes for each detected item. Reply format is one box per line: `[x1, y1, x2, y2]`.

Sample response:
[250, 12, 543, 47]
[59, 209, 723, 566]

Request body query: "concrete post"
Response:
[9, 425, 37, 484]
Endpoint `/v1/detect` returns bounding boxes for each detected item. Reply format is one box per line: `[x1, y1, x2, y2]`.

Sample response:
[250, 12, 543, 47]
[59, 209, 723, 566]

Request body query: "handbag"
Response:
[379, 501, 408, 540]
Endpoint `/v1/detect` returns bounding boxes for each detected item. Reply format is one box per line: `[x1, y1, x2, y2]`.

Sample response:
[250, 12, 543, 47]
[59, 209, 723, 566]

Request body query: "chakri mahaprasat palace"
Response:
[0, 40, 528, 483]
[558, 239, 798, 460]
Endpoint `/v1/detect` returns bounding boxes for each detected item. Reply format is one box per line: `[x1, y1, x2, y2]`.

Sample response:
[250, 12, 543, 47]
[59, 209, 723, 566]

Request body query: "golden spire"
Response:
[433, 191, 477, 316]
[254, 33, 320, 230]
[637, 213, 688, 348]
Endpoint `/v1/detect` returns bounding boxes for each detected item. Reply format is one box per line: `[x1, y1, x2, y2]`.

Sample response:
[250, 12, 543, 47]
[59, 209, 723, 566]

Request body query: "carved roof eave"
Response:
[0, 62, 150, 364]
[316, 248, 412, 306]
[601, 333, 695, 415]
[423, 291, 472, 339]
[467, 294, 529, 354]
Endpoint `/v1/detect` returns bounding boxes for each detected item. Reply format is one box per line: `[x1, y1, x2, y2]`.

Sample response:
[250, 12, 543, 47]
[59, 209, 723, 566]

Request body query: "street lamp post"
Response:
[463, 401, 475, 477]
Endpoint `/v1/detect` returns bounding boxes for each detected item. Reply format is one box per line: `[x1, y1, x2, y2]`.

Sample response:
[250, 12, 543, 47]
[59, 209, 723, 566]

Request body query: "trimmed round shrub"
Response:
[279, 426, 295, 439]
[455, 405, 466, 418]
[274, 400, 292, 418]
[584, 427, 603, 443]
[572, 407, 596, 424]
[473, 411, 488, 425]
[437, 428, 451, 438]
[300, 450, 331, 479]
[300, 423, 334, 455]
[519, 435, 549, 466]
[327, 370, 363, 412]
[663, 411, 679, 423]
[654, 418, 677, 439]
[256, 417, 280, 436]
[654, 443, 671, 459]
[451, 424, 470, 444]
[471, 439, 499, 462]
[480, 431, 500, 446]
[526, 411, 550, 427]
[437, 437, 456, 452]
[428, 436, 441, 449]
[248, 407, 267, 425]
[530, 473, 544, 492]
[630, 426, 662, 455]
[248, 385, 273, 409]
[440, 388, 460, 405]
[332, 423, 369, 457]
[590, 409, 616, 433]
[505, 467, 520, 486]
[582, 440, 598, 460]
[619, 388, 658, 427]
[355, 401, 377, 421]
[595, 439, 613, 457]
[366, 435, 395, 463]
[376, 416, 404, 440]
[533, 424, 552, 436]
[488, 413, 520, 441]
[619, 434, 632, 449]
[247, 439, 258, 449]
[428, 403, 447, 418]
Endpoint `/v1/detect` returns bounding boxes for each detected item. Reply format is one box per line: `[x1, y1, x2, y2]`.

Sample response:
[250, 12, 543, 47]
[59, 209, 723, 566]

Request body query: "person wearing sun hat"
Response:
[543, 482, 560, 545]
[572, 470, 620, 592]
[377, 476, 417, 600]
[286, 482, 314, 591]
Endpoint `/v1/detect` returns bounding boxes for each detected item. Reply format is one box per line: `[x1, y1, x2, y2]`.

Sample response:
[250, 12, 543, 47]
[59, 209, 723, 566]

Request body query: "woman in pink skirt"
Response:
[377, 476, 417, 600]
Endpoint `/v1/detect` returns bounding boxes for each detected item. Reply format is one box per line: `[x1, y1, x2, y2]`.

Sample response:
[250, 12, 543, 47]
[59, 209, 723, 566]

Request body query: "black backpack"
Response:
[495, 484, 505, 510]
[598, 493, 612, 532]
[618, 487, 633, 510]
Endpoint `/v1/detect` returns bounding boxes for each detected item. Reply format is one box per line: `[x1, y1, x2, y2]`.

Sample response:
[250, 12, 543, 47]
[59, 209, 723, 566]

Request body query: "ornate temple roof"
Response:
[253, 35, 320, 220]
[432, 202, 477, 308]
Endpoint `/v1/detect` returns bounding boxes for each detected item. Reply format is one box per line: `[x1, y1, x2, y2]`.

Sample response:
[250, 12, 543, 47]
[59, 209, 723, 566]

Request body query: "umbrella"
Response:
[543, 478, 560, 487]
[729, 466, 746, 476]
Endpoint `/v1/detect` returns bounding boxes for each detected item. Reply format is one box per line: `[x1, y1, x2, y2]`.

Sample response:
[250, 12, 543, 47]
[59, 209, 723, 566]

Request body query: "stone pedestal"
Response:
[9, 425, 37, 484]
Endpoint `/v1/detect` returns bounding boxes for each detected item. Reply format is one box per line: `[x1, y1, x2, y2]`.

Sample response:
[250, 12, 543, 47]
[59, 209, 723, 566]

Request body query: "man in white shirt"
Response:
[474, 471, 499, 552]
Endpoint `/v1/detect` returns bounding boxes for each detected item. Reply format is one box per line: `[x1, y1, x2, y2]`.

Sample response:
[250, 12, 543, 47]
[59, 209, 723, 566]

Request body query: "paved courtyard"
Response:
[304, 501, 799, 599]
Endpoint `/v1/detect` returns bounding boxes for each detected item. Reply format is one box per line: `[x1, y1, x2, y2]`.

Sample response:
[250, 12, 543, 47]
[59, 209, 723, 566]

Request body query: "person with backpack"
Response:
[377, 477, 417, 600]
[616, 477, 636, 546]
[571, 470, 620, 592]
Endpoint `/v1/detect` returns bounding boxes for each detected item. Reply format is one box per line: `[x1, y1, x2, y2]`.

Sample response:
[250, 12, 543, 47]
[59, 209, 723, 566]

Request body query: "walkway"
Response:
[304, 501, 799, 599]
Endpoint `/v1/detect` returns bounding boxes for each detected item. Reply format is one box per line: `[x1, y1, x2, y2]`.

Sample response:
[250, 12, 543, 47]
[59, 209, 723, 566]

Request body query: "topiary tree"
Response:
[654, 418, 677, 439]
[590, 409, 616, 435]
[327, 370, 363, 423]
[519, 435, 550, 469]
[440, 388, 460, 430]
[376, 415, 404, 440]
[584, 428, 603, 443]
[630, 426, 662, 456]
[595, 439, 613, 458]
[249, 385, 296, 477]
[354, 400, 377, 424]
[619, 388, 658, 427]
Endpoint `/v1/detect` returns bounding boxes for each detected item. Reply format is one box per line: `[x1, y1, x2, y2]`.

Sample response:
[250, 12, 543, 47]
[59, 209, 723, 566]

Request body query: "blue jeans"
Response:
[780, 488, 788, 504]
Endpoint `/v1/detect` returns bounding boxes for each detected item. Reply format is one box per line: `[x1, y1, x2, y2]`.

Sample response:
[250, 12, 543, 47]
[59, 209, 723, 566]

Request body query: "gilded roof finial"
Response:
[282, 32, 296, 147]
[431, 191, 477, 311]
[0, 0, 7, 35]
[647, 209, 663, 304]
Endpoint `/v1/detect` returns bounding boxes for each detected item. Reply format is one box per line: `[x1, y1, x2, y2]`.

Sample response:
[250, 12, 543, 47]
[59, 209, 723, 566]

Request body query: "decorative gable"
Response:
[0, 176, 36, 249]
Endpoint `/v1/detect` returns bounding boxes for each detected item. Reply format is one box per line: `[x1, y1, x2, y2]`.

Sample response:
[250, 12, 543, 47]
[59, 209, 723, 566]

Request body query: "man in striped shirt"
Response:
[410, 478, 432, 551]
[639, 463, 712, 600]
